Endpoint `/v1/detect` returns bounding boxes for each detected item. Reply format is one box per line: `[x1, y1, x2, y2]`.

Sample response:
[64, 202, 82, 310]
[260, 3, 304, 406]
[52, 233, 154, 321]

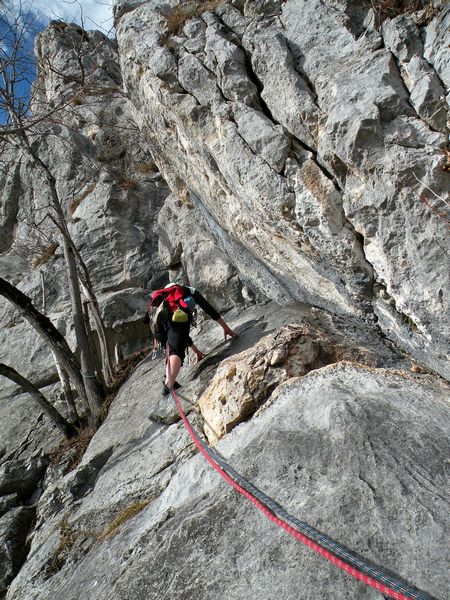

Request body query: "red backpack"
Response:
[148, 284, 188, 312]
[147, 285, 189, 338]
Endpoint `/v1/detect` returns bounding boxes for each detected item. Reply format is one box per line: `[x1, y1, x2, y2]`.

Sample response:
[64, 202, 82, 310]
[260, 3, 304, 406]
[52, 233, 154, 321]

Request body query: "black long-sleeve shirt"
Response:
[169, 286, 220, 350]
[186, 287, 221, 321]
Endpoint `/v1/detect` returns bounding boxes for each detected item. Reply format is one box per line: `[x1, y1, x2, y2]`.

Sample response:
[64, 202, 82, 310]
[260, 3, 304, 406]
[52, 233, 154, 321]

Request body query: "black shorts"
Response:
[166, 322, 193, 364]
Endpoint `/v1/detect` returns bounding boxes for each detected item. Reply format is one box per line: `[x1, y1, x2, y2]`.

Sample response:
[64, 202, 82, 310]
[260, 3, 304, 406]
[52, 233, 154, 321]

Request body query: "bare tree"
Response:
[0, 363, 76, 438]
[52, 349, 80, 425]
[0, 3, 117, 415]
[49, 214, 115, 386]
[0, 275, 101, 421]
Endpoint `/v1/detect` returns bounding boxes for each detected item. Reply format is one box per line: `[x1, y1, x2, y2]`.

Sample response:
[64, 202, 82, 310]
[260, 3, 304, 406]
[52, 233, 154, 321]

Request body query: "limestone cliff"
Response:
[114, 0, 450, 377]
[0, 1, 449, 599]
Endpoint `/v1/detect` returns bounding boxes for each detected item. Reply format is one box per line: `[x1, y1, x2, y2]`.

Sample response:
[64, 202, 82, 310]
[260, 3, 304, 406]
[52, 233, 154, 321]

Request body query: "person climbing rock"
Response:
[146, 283, 237, 396]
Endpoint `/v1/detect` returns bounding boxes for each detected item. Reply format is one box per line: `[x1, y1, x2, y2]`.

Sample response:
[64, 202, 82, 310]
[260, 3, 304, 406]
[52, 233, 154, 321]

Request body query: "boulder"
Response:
[198, 323, 379, 443]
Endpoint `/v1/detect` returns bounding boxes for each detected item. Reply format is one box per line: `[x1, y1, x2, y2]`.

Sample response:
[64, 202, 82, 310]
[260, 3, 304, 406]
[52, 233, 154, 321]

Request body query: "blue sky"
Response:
[29, 1, 114, 33]
[1, 1, 114, 44]
[0, 0, 114, 124]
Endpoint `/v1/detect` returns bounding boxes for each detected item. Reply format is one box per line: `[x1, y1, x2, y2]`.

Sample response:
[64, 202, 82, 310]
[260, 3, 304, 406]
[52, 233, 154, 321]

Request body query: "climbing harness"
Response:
[166, 353, 436, 600]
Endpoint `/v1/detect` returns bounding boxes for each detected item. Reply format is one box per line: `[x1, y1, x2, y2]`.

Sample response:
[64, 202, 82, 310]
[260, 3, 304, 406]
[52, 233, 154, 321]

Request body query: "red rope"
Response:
[171, 386, 412, 600]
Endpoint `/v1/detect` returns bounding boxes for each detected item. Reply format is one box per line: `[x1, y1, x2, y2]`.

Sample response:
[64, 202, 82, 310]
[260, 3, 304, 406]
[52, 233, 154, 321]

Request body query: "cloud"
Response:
[9, 1, 114, 34]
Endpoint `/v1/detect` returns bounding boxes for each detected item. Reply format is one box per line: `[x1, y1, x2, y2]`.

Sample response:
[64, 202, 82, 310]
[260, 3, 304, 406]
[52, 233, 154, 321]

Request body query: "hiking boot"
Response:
[162, 381, 182, 396]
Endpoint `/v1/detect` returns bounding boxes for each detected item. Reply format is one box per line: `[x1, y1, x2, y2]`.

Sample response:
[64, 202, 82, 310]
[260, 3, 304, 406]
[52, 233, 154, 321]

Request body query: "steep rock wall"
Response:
[113, 0, 449, 377]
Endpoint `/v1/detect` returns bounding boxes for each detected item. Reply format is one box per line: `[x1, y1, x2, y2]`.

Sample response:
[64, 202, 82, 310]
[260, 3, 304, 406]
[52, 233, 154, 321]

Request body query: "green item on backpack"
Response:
[172, 307, 189, 323]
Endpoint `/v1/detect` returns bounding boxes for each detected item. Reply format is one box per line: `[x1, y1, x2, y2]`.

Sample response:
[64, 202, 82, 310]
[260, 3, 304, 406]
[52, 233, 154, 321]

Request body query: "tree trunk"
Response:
[0, 363, 76, 438]
[17, 135, 103, 423]
[29, 148, 102, 420]
[82, 298, 106, 393]
[52, 351, 79, 425]
[114, 343, 123, 364]
[61, 236, 102, 422]
[79, 280, 114, 385]
[0, 276, 90, 412]
[42, 273, 78, 425]
[47, 211, 115, 386]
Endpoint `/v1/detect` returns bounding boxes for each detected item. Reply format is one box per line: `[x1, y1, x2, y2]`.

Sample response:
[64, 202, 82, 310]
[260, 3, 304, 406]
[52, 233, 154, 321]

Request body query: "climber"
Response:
[147, 283, 237, 396]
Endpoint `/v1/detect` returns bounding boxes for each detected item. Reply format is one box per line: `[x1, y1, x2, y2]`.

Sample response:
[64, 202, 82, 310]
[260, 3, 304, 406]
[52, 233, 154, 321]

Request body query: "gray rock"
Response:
[423, 5, 450, 94]
[183, 18, 207, 54]
[233, 102, 291, 172]
[8, 361, 449, 600]
[215, 4, 247, 36]
[204, 23, 259, 107]
[157, 193, 245, 314]
[243, 20, 319, 148]
[110, 0, 450, 375]
[178, 51, 225, 109]
[383, 16, 447, 131]
[0, 506, 35, 596]
[243, 0, 282, 18]
[408, 66, 447, 131]
[0, 494, 19, 519]
[0, 389, 62, 499]
[0, 309, 61, 394]
[147, 45, 179, 87]
[382, 14, 423, 63]
[0, 456, 49, 499]
[2, 303, 411, 596]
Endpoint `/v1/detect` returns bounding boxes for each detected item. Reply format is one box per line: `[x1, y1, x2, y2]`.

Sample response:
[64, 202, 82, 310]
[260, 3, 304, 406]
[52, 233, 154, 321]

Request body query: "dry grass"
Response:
[137, 160, 157, 175]
[369, 0, 438, 24]
[31, 242, 59, 269]
[420, 194, 450, 229]
[49, 519, 80, 573]
[68, 182, 97, 216]
[414, 160, 450, 230]
[97, 500, 151, 541]
[118, 176, 139, 190]
[109, 346, 151, 394]
[70, 95, 83, 106]
[48, 498, 152, 574]
[443, 146, 450, 173]
[178, 187, 194, 209]
[48, 423, 97, 471]
[164, 0, 226, 34]
[401, 312, 419, 331]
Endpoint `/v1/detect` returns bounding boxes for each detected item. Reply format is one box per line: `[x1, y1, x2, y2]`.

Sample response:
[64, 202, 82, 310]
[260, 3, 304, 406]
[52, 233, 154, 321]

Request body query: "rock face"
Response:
[198, 323, 380, 443]
[1, 1, 450, 599]
[114, 0, 449, 377]
[0, 506, 35, 596]
[6, 347, 450, 600]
